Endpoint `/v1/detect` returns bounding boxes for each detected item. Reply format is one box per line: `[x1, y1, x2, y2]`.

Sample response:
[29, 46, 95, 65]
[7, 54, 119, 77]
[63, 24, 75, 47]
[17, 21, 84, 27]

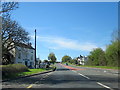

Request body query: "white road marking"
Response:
[71, 70, 90, 79]
[78, 73, 90, 79]
[27, 84, 33, 88]
[97, 82, 114, 90]
[104, 71, 107, 72]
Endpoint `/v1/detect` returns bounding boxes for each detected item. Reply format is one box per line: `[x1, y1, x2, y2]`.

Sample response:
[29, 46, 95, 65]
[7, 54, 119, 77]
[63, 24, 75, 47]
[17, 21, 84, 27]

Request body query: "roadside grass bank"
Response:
[61, 62, 119, 70]
[1, 64, 56, 80]
[77, 65, 119, 70]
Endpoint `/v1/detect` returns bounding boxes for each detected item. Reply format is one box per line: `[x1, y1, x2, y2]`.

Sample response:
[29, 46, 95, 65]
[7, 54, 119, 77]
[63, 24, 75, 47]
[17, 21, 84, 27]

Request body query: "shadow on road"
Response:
[2, 74, 119, 85]
[56, 68, 70, 71]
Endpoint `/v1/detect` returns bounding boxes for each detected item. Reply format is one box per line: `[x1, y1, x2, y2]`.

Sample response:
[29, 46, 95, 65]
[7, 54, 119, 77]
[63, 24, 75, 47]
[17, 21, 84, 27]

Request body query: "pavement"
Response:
[1, 63, 119, 89]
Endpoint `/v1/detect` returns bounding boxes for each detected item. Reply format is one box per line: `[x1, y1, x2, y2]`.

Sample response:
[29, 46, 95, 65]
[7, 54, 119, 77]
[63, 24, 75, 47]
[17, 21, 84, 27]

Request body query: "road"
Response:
[2, 63, 119, 89]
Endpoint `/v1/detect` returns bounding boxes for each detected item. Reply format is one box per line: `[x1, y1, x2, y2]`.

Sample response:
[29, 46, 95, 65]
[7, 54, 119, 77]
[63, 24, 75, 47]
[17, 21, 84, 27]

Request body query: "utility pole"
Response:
[35, 29, 36, 68]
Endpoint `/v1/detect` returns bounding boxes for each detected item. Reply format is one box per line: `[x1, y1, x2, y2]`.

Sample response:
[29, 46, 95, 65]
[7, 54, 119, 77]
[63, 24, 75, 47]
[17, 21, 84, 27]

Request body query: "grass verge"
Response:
[78, 65, 119, 70]
[61, 62, 119, 70]
[2, 66, 55, 80]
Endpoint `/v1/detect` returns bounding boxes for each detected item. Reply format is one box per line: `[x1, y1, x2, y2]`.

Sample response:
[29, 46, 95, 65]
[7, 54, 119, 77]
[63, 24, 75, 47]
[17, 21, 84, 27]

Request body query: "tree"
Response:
[48, 53, 57, 64]
[105, 40, 119, 67]
[0, 2, 19, 14]
[1, 2, 30, 65]
[86, 48, 107, 66]
[105, 30, 120, 67]
[43, 60, 49, 63]
[0, 2, 19, 65]
[111, 30, 120, 42]
[62, 55, 72, 63]
[2, 14, 30, 65]
[69, 58, 78, 65]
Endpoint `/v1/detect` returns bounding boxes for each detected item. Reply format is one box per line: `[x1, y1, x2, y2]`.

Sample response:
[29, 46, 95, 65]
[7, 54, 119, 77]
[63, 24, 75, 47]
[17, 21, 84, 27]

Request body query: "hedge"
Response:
[1, 64, 29, 77]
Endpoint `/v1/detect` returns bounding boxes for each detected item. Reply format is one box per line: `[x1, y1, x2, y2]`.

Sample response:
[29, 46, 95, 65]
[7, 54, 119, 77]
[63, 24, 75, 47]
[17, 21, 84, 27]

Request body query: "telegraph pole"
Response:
[35, 29, 36, 68]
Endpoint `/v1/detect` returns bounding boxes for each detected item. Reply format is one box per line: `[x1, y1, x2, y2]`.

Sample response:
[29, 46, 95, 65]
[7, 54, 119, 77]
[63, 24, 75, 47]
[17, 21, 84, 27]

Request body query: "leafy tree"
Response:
[105, 30, 120, 67]
[43, 60, 49, 63]
[48, 53, 57, 64]
[105, 40, 119, 66]
[86, 48, 106, 66]
[69, 58, 78, 65]
[62, 55, 72, 63]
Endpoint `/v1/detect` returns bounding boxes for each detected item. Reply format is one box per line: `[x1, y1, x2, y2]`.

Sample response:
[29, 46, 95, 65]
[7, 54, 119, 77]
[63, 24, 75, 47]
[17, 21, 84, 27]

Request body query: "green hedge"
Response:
[1, 64, 29, 77]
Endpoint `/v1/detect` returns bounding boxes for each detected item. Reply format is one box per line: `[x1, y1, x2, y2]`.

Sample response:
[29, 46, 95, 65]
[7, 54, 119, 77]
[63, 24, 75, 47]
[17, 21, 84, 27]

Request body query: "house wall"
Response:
[15, 46, 35, 68]
[77, 57, 87, 65]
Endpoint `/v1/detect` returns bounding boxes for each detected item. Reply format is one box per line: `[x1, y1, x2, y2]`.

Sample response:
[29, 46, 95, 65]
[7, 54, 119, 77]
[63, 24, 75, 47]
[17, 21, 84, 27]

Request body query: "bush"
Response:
[1, 64, 29, 77]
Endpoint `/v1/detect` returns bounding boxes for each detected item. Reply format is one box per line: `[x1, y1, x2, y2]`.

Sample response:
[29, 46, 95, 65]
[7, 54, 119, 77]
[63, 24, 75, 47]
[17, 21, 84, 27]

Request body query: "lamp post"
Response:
[35, 29, 36, 68]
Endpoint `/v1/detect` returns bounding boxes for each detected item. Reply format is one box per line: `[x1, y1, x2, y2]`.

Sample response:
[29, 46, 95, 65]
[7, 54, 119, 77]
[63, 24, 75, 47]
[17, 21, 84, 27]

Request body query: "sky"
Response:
[11, 2, 118, 61]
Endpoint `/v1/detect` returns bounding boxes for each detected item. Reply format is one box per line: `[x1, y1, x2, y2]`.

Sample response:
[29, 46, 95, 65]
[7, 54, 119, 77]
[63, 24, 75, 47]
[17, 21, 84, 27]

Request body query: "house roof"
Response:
[14, 42, 35, 50]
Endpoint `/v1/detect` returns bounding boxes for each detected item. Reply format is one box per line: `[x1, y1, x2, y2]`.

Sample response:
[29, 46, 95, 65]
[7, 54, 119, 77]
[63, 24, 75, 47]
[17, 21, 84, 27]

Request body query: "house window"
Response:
[18, 62, 22, 64]
[31, 55, 33, 60]
[25, 53, 28, 59]
[18, 52, 21, 59]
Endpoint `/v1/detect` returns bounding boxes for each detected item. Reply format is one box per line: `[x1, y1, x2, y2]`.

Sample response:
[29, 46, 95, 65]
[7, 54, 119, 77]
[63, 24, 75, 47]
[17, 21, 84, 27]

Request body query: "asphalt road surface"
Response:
[2, 63, 119, 89]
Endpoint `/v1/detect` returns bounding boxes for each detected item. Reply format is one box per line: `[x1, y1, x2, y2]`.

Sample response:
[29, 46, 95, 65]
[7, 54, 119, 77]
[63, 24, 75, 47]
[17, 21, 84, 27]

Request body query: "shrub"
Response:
[1, 64, 29, 77]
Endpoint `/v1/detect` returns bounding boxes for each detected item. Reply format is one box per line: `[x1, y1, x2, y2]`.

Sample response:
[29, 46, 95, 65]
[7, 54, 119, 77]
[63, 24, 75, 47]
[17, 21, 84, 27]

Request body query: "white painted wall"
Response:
[14, 46, 35, 68]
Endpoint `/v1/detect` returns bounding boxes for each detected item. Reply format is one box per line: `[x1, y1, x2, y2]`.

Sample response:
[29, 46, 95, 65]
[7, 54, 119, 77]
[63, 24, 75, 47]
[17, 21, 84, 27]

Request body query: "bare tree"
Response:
[111, 30, 120, 42]
[1, 2, 30, 64]
[2, 14, 30, 64]
[0, 2, 18, 14]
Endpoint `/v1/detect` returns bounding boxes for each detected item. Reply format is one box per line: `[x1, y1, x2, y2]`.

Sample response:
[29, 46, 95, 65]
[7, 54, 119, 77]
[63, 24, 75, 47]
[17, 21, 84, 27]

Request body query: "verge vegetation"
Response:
[1, 64, 55, 80]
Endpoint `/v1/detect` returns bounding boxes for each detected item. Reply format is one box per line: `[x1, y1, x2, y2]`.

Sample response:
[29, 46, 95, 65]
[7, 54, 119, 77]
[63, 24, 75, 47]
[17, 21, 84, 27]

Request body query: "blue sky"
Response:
[11, 2, 118, 61]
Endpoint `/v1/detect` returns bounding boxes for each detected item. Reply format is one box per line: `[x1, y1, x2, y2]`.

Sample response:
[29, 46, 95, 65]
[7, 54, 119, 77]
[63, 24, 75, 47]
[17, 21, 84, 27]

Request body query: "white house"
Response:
[77, 55, 88, 65]
[9, 42, 35, 68]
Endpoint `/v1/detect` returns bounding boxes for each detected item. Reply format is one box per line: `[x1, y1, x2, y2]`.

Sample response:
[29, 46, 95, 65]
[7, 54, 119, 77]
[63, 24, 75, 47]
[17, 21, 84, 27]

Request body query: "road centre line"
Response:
[78, 73, 90, 79]
[72, 70, 114, 90]
[97, 82, 114, 90]
[71, 70, 90, 79]
[27, 84, 33, 88]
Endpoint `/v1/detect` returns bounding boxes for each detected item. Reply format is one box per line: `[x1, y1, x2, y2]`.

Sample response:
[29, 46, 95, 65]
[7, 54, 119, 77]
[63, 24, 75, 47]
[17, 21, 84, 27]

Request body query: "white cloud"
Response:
[30, 35, 98, 51]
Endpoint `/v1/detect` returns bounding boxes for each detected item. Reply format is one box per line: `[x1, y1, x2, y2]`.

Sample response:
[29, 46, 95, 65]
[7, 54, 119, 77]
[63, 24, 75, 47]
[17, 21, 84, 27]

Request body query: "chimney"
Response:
[28, 43, 32, 46]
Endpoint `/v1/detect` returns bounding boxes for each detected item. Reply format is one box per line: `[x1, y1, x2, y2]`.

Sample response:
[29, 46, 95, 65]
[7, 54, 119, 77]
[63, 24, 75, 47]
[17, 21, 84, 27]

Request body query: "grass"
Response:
[16, 68, 47, 76]
[78, 65, 119, 70]
[61, 62, 119, 70]
[2, 65, 55, 80]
